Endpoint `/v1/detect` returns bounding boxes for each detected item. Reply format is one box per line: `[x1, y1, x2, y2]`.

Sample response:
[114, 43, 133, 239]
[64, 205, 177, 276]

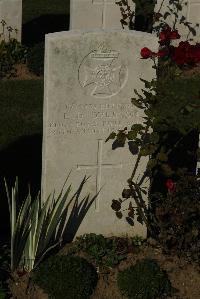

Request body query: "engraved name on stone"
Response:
[48, 103, 139, 136]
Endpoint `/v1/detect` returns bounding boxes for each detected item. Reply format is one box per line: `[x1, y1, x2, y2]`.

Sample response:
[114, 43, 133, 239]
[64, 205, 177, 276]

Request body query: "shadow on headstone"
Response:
[0, 134, 42, 245]
[59, 192, 99, 244]
[22, 14, 70, 47]
[33, 189, 99, 261]
[0, 133, 96, 249]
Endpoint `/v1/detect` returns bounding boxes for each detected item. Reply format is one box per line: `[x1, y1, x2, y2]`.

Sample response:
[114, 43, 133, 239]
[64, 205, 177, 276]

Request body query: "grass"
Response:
[22, 0, 70, 24]
[0, 80, 43, 150]
[0, 0, 69, 150]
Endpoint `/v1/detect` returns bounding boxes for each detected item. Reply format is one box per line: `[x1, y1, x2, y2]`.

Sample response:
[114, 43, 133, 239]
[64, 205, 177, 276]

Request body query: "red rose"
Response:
[141, 47, 154, 59]
[171, 49, 186, 65]
[157, 48, 169, 57]
[166, 179, 176, 193]
[159, 26, 180, 41]
[169, 30, 180, 40]
[178, 41, 191, 50]
[159, 30, 168, 41]
[187, 45, 200, 63]
[171, 41, 191, 65]
[170, 41, 200, 65]
[168, 45, 176, 56]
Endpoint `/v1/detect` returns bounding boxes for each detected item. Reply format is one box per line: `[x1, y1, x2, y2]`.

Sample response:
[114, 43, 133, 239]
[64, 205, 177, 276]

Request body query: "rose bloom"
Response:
[159, 26, 180, 41]
[166, 179, 176, 193]
[169, 30, 180, 40]
[171, 41, 200, 65]
[157, 48, 169, 57]
[187, 45, 200, 64]
[140, 47, 155, 59]
[171, 41, 191, 65]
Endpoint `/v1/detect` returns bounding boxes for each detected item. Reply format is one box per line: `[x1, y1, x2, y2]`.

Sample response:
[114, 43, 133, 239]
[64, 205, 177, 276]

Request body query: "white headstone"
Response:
[42, 30, 158, 239]
[154, 0, 200, 45]
[0, 0, 22, 42]
[70, 0, 135, 30]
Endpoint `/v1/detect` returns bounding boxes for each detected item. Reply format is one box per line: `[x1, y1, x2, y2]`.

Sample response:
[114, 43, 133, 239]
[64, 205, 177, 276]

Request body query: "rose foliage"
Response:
[107, 2, 200, 236]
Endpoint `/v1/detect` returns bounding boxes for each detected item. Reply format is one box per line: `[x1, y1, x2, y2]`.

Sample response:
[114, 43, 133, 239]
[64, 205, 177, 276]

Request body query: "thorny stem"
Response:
[156, 0, 165, 15]
[127, 123, 153, 229]
[129, 183, 148, 227]
[129, 124, 150, 182]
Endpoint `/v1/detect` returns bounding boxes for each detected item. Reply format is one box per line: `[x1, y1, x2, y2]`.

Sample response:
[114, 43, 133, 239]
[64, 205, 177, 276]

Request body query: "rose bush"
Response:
[140, 24, 200, 66]
[109, 2, 200, 240]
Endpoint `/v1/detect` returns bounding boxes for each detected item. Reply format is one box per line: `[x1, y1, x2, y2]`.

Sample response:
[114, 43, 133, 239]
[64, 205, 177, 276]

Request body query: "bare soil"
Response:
[179, 63, 200, 78]
[2, 63, 43, 81]
[8, 239, 200, 299]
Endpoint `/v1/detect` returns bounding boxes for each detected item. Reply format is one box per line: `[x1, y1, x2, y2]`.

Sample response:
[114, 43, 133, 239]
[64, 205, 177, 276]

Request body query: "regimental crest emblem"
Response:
[78, 44, 128, 99]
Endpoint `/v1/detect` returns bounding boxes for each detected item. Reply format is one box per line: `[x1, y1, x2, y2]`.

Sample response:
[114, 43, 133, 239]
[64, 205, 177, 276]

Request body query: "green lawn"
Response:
[0, 79, 43, 150]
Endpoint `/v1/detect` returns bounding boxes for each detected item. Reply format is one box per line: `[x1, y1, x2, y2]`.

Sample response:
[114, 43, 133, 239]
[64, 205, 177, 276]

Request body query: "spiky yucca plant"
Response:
[4, 174, 98, 273]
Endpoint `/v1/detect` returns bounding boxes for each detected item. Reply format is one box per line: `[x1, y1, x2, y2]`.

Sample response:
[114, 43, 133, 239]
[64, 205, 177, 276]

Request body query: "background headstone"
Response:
[70, 0, 135, 30]
[42, 30, 158, 240]
[0, 0, 22, 42]
[154, 0, 200, 45]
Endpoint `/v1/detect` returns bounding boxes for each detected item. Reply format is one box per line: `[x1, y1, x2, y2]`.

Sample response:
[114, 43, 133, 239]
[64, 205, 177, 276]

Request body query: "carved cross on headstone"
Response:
[92, 0, 116, 29]
[77, 139, 123, 211]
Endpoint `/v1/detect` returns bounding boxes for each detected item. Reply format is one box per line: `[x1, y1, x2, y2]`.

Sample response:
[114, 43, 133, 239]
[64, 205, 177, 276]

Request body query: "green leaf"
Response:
[127, 130, 137, 140]
[128, 207, 135, 219]
[128, 141, 139, 155]
[139, 78, 152, 89]
[176, 3, 182, 11]
[111, 199, 121, 211]
[157, 152, 168, 162]
[125, 217, 134, 226]
[131, 124, 144, 132]
[185, 105, 194, 113]
[112, 139, 125, 150]
[191, 228, 198, 237]
[147, 159, 157, 170]
[160, 164, 174, 176]
[116, 211, 123, 219]
[133, 89, 143, 99]
[149, 132, 159, 144]
[105, 132, 116, 143]
[137, 215, 144, 225]
[112, 131, 126, 149]
[140, 144, 157, 156]
[131, 98, 143, 109]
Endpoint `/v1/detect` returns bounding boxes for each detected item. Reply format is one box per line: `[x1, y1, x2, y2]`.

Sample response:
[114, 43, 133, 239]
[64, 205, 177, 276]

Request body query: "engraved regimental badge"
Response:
[78, 44, 128, 99]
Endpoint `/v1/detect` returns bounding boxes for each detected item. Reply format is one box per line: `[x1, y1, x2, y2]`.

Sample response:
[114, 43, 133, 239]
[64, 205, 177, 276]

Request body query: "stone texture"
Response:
[70, 0, 135, 30]
[0, 0, 22, 42]
[42, 30, 158, 240]
[154, 0, 200, 45]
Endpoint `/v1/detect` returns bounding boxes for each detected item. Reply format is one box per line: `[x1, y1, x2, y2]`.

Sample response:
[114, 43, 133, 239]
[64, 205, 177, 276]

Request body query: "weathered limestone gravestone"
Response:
[42, 30, 158, 239]
[70, 0, 135, 30]
[0, 0, 22, 42]
[154, 0, 200, 45]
